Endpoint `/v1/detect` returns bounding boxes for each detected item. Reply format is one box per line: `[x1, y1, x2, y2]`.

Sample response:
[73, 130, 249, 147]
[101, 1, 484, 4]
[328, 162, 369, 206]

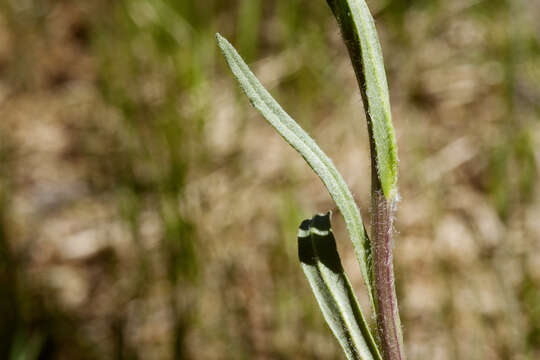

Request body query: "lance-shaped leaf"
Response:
[216, 33, 375, 309]
[298, 213, 381, 360]
[326, 0, 398, 201]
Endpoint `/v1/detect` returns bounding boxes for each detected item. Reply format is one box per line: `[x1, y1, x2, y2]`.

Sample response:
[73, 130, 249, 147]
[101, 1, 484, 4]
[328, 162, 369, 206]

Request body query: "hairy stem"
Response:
[371, 190, 404, 360]
[368, 117, 404, 360]
[326, 1, 405, 359]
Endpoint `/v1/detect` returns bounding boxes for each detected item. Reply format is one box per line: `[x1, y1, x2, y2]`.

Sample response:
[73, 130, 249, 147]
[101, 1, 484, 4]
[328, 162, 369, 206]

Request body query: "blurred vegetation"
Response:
[0, 0, 539, 359]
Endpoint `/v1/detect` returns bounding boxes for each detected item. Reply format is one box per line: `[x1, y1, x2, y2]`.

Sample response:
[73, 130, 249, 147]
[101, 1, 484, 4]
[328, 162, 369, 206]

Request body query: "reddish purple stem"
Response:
[371, 190, 405, 360]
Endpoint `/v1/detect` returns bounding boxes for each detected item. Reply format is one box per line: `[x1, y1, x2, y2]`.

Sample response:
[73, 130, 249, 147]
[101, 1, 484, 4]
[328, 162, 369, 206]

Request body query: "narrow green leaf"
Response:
[298, 213, 381, 360]
[216, 33, 374, 308]
[326, 0, 398, 201]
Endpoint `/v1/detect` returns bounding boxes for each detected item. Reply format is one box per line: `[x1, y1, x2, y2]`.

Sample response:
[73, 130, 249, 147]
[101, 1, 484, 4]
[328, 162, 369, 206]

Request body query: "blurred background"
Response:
[0, 0, 539, 359]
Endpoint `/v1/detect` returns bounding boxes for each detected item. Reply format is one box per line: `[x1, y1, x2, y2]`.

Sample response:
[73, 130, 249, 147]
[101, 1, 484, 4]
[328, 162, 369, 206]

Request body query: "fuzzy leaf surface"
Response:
[216, 33, 374, 308]
[327, 0, 398, 201]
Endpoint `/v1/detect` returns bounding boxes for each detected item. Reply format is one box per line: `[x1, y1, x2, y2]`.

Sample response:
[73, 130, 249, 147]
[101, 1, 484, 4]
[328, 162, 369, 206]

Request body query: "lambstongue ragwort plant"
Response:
[217, 1, 405, 359]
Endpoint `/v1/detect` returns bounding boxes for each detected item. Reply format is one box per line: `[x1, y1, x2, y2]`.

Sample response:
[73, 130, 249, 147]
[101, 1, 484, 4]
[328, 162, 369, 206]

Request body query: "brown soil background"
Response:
[0, 1, 539, 359]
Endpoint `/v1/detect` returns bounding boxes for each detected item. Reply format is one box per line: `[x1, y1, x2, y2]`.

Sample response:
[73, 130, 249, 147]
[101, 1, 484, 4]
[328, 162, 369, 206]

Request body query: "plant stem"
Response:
[325, 1, 406, 359]
[371, 189, 404, 360]
[367, 116, 404, 360]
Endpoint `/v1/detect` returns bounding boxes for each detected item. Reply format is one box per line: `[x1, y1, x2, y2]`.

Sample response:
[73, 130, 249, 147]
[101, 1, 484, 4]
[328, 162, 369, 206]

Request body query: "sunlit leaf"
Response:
[216, 33, 374, 308]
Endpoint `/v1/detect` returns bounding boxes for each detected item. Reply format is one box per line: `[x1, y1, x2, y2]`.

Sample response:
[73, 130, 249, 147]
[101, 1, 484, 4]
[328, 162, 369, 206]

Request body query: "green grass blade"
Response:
[326, 0, 398, 201]
[298, 213, 381, 360]
[216, 33, 374, 309]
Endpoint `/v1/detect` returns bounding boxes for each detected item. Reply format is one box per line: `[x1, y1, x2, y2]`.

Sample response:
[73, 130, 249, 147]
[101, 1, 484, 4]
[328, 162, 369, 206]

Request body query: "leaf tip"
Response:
[215, 32, 223, 44]
[215, 32, 229, 50]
